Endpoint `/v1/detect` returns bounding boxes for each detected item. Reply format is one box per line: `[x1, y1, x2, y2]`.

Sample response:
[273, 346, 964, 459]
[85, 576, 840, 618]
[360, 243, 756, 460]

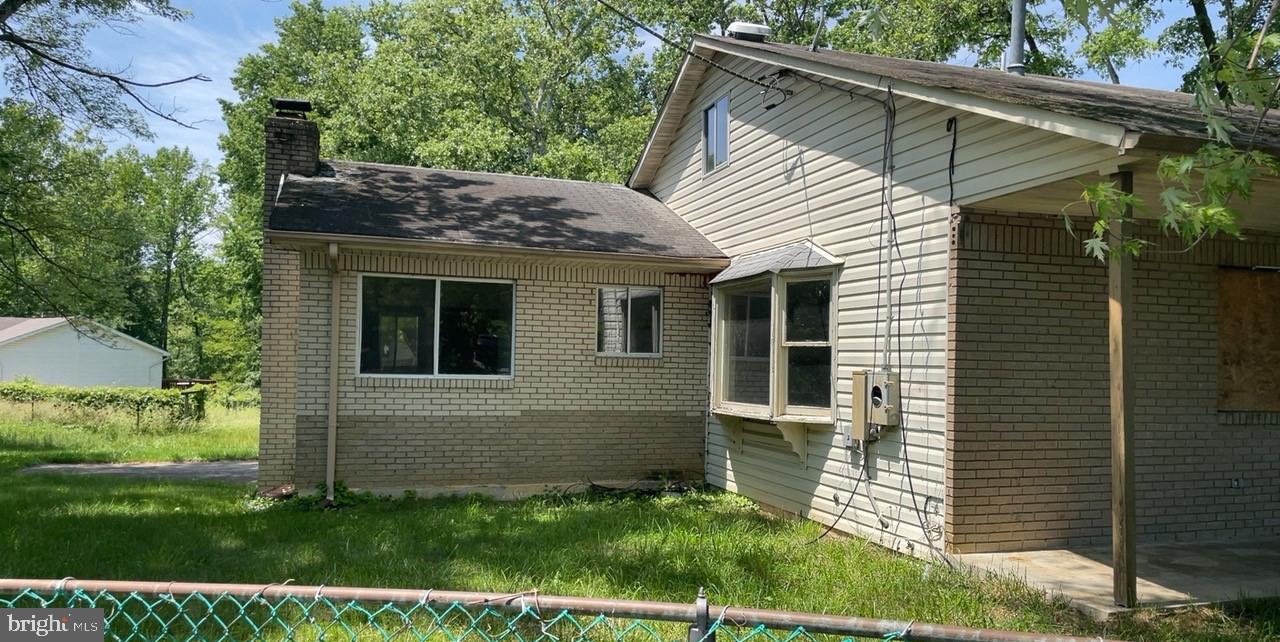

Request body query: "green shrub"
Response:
[0, 379, 209, 430]
[213, 385, 259, 410]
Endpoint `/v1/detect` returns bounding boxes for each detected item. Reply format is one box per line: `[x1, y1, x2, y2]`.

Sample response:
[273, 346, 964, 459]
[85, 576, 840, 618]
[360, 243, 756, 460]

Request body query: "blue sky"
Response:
[67, 1, 1194, 169]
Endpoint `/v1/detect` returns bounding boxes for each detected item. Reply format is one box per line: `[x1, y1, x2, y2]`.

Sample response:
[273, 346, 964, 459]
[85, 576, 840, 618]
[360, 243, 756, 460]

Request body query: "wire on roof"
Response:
[593, 0, 779, 92]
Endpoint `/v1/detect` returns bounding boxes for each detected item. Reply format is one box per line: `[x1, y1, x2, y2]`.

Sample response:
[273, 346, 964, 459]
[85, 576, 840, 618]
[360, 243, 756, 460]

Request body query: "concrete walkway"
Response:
[23, 460, 257, 484]
[961, 538, 1280, 620]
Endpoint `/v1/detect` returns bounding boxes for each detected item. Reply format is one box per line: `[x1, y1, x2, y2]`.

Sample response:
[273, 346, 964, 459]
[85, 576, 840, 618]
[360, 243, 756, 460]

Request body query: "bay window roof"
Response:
[710, 239, 841, 285]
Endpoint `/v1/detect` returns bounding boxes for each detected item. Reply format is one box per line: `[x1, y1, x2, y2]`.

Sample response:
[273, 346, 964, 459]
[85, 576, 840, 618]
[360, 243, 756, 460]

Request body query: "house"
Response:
[0, 317, 167, 387]
[260, 30, 1280, 608]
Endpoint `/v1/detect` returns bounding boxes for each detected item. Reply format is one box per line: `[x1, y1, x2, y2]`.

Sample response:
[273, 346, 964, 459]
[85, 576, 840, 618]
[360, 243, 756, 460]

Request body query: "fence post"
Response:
[688, 587, 714, 642]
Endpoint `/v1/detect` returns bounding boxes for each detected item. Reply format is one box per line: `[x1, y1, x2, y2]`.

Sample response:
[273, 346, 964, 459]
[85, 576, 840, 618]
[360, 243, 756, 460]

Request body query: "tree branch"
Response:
[0, 28, 210, 128]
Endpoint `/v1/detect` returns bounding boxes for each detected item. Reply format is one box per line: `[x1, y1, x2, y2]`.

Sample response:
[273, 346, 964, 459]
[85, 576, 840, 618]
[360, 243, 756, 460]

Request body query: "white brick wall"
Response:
[262, 246, 713, 491]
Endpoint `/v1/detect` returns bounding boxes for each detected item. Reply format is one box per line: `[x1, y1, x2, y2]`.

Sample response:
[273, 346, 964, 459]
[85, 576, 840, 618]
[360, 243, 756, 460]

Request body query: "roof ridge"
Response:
[325, 159, 629, 189]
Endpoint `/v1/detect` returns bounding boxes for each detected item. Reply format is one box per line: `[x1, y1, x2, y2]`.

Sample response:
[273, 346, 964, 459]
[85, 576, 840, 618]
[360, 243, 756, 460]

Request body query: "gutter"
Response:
[325, 242, 340, 502]
[266, 230, 730, 273]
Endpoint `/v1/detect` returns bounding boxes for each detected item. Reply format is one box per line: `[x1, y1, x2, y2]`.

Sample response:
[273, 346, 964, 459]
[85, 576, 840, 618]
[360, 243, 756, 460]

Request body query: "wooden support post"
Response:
[1109, 171, 1138, 607]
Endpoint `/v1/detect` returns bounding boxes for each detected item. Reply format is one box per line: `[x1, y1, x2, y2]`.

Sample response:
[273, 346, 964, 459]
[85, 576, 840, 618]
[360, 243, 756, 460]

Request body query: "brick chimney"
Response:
[263, 98, 320, 231]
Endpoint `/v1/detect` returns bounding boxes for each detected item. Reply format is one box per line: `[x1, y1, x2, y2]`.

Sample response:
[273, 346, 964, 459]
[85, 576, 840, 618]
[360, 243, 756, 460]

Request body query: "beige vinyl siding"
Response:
[646, 53, 1122, 555]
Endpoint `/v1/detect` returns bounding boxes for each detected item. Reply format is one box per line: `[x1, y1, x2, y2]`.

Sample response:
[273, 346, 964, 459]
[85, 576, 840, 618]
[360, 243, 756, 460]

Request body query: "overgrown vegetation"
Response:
[0, 414, 1271, 641]
[0, 380, 209, 432]
[0, 401, 256, 461]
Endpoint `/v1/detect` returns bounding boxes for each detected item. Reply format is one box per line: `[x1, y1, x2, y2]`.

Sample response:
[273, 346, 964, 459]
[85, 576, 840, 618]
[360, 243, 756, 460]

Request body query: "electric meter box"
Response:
[851, 369, 901, 441]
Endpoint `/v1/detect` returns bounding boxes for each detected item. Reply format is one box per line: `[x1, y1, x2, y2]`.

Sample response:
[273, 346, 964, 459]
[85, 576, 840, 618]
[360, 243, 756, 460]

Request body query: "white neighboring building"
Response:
[0, 317, 167, 388]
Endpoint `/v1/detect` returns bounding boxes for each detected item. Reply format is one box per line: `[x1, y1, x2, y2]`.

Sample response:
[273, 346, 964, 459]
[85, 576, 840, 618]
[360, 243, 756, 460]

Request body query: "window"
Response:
[360, 275, 514, 377]
[782, 279, 832, 409]
[703, 95, 729, 173]
[724, 282, 771, 405]
[1217, 268, 1280, 410]
[597, 287, 662, 355]
[713, 272, 835, 419]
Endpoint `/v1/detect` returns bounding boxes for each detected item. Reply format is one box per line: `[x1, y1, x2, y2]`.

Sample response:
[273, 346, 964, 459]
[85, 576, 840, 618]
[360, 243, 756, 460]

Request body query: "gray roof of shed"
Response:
[268, 161, 725, 260]
[710, 239, 841, 284]
[699, 36, 1280, 150]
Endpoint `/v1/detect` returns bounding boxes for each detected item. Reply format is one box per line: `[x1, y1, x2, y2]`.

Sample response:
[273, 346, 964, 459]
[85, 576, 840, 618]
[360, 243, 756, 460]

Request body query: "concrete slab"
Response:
[23, 460, 257, 484]
[960, 538, 1280, 620]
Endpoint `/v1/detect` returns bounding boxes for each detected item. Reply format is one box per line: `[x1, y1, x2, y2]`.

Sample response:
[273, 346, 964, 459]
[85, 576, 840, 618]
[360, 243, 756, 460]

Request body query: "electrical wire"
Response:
[870, 87, 897, 370]
[878, 115, 958, 567]
[946, 116, 959, 209]
[807, 450, 867, 545]
[593, 0, 779, 92]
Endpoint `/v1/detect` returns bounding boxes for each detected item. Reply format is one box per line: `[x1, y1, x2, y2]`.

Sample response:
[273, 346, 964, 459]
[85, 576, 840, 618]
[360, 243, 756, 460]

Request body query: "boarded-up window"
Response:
[1218, 268, 1280, 410]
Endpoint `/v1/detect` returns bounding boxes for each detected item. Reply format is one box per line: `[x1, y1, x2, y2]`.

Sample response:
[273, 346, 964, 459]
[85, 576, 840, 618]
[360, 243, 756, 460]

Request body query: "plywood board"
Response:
[1218, 269, 1280, 411]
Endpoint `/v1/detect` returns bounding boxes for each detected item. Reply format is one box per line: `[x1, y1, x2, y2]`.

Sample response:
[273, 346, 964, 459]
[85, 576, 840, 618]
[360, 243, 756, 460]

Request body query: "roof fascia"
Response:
[693, 37, 1131, 150]
[0, 318, 167, 356]
[0, 319, 65, 349]
[78, 319, 169, 357]
[267, 230, 731, 273]
[628, 48, 709, 189]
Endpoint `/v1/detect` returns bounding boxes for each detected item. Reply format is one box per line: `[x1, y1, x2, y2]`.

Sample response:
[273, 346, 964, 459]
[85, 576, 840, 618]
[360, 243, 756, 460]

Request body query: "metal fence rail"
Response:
[0, 579, 1121, 642]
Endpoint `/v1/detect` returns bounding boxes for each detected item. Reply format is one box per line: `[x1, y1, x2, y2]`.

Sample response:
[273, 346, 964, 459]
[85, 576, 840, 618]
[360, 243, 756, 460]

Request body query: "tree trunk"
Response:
[1191, 0, 1232, 100]
[157, 227, 179, 380]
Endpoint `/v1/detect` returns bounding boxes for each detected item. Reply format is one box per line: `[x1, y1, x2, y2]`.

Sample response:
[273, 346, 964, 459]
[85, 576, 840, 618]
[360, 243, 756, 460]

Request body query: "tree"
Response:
[1068, 0, 1280, 258]
[0, 100, 222, 377]
[0, 0, 209, 136]
[135, 148, 215, 369]
[214, 0, 660, 386]
[0, 100, 135, 320]
[1, 0, 214, 338]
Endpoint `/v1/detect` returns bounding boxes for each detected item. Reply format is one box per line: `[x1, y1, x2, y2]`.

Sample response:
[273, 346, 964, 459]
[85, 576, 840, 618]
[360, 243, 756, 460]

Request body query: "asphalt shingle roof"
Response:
[268, 161, 725, 260]
[701, 35, 1280, 151]
[709, 240, 841, 284]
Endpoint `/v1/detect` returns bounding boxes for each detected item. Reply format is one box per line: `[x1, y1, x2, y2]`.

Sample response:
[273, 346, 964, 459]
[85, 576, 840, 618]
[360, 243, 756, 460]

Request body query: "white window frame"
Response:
[777, 273, 836, 419]
[356, 273, 517, 380]
[702, 94, 730, 175]
[595, 286, 663, 358]
[710, 269, 837, 424]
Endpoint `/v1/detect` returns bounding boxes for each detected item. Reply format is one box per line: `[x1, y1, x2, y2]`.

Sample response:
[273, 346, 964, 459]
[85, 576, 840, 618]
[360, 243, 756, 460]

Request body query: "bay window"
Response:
[360, 275, 514, 377]
[712, 270, 836, 421]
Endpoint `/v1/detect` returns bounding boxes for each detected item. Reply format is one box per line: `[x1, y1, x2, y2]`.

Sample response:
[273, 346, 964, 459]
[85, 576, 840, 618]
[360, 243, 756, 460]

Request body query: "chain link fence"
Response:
[0, 579, 1120, 642]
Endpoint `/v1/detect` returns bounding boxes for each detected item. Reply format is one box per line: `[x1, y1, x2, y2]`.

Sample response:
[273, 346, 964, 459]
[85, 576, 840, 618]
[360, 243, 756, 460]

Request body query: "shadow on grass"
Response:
[2, 437, 1278, 642]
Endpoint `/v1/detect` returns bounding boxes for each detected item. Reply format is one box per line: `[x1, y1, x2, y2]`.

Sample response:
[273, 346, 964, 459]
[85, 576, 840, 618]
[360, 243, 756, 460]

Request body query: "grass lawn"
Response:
[0, 409, 1276, 641]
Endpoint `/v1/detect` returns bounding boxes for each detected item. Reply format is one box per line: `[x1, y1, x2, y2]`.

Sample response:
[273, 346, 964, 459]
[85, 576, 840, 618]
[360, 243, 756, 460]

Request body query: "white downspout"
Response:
[325, 242, 340, 502]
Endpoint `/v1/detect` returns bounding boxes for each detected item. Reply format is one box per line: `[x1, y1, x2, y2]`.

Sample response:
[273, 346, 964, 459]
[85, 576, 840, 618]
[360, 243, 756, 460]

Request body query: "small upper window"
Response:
[703, 95, 729, 173]
[597, 287, 662, 355]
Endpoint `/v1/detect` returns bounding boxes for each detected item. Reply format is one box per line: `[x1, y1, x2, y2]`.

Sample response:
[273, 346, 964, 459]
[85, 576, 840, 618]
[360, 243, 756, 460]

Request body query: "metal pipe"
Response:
[0, 579, 1127, 642]
[325, 242, 340, 502]
[1007, 0, 1027, 75]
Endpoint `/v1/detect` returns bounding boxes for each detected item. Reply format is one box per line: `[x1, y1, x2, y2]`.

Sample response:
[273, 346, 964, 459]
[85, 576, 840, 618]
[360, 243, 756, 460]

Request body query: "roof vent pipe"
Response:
[727, 22, 772, 42]
[1006, 0, 1027, 75]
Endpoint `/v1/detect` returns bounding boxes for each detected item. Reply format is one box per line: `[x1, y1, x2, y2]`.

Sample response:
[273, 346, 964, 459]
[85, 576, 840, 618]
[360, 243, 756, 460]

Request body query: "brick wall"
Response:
[946, 212, 1280, 553]
[262, 116, 319, 230]
[259, 245, 300, 487]
[260, 246, 711, 493]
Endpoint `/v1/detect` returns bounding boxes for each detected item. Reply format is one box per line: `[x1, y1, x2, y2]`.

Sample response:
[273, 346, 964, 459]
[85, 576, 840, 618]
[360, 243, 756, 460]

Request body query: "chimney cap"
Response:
[727, 22, 771, 42]
[271, 97, 313, 118]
